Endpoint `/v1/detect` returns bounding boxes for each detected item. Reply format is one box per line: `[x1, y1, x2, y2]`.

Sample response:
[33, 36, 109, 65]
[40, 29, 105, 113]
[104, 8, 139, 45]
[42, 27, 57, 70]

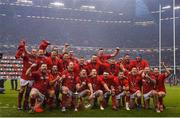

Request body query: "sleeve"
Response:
[124, 79, 129, 87]
[104, 54, 112, 60]
[86, 78, 91, 84]
[161, 73, 166, 81]
[144, 60, 149, 67]
[98, 77, 105, 85]
[48, 74, 53, 81]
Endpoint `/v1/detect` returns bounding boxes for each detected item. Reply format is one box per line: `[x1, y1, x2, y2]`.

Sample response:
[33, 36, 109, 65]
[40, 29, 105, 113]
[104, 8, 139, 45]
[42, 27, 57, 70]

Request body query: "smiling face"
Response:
[51, 50, 57, 58]
[103, 72, 109, 79]
[131, 67, 138, 76]
[52, 65, 58, 73]
[124, 54, 130, 63]
[118, 71, 124, 80]
[79, 57, 85, 65]
[144, 67, 150, 74]
[91, 55, 97, 63]
[41, 64, 47, 74]
[98, 49, 104, 57]
[68, 62, 74, 72]
[153, 67, 159, 76]
[80, 69, 87, 78]
[91, 69, 97, 78]
[31, 49, 37, 56]
[63, 53, 69, 61]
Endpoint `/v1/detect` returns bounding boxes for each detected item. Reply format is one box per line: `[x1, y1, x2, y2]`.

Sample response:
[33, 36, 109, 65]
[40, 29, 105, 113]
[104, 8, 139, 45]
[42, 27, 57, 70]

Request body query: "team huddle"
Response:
[15, 40, 170, 113]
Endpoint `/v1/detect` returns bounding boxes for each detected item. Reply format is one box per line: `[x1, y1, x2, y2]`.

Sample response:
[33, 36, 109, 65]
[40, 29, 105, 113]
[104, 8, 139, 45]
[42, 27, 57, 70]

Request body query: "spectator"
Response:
[11, 77, 18, 90]
[0, 77, 6, 94]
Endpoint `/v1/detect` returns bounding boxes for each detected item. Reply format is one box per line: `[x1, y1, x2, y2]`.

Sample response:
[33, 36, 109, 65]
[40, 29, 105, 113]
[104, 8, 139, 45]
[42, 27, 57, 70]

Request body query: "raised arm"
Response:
[161, 62, 171, 77]
[110, 47, 120, 57]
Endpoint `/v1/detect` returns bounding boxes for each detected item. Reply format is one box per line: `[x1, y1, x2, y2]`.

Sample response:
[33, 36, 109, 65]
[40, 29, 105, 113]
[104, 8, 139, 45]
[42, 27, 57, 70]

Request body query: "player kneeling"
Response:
[75, 69, 91, 111]
[47, 65, 62, 109]
[61, 62, 79, 112]
[142, 67, 160, 113]
[87, 69, 111, 110]
[26, 63, 50, 113]
[112, 71, 130, 111]
[128, 67, 142, 110]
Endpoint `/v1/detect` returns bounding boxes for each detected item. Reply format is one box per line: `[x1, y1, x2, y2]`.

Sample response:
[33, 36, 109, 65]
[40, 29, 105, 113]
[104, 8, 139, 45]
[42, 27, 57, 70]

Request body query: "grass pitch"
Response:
[0, 80, 180, 117]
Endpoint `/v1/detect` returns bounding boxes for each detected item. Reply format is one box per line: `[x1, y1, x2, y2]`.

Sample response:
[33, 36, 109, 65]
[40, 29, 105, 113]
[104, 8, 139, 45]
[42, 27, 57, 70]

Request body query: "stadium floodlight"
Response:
[16, 0, 33, 4]
[50, 2, 64, 7]
[81, 5, 96, 10]
[162, 5, 171, 10]
[174, 6, 180, 10]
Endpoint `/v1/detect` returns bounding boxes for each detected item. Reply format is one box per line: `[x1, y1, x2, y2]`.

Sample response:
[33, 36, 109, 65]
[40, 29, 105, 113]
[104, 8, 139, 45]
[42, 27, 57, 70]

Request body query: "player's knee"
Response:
[99, 90, 103, 96]
[49, 91, 55, 97]
[137, 92, 141, 98]
[62, 87, 68, 94]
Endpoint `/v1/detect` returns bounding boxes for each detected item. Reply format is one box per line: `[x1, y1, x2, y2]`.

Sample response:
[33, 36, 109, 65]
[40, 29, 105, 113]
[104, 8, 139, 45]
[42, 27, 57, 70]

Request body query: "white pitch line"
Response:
[5, 104, 9, 106]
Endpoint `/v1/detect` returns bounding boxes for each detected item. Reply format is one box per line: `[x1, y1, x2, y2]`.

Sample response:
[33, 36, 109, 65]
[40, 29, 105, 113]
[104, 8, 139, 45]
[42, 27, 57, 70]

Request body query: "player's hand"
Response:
[61, 75, 66, 79]
[89, 93, 94, 99]
[161, 62, 165, 67]
[116, 47, 120, 51]
[64, 43, 69, 47]
[82, 82, 86, 86]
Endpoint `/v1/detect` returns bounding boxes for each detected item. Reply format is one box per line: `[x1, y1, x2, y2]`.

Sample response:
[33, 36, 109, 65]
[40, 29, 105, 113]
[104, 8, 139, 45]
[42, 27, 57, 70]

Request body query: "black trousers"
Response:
[11, 79, 18, 90]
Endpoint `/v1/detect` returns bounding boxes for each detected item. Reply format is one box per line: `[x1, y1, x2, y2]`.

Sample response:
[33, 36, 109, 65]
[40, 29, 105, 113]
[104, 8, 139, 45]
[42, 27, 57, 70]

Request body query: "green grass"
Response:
[0, 80, 180, 117]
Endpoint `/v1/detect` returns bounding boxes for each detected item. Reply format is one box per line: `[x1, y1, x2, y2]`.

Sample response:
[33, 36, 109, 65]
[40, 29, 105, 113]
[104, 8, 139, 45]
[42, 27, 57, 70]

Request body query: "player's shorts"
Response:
[116, 91, 125, 100]
[104, 91, 111, 99]
[130, 90, 140, 99]
[93, 90, 103, 98]
[30, 88, 45, 103]
[20, 78, 34, 87]
[143, 90, 154, 100]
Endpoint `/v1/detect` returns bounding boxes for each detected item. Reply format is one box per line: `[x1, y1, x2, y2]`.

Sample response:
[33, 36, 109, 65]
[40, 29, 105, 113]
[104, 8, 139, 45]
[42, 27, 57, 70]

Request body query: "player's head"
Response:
[67, 62, 74, 72]
[51, 50, 57, 58]
[38, 49, 44, 56]
[79, 56, 85, 65]
[31, 48, 37, 56]
[144, 66, 150, 74]
[52, 46, 58, 52]
[80, 69, 87, 78]
[153, 67, 159, 76]
[98, 48, 104, 56]
[103, 71, 109, 79]
[63, 52, 69, 61]
[91, 69, 97, 78]
[136, 52, 142, 62]
[118, 71, 124, 79]
[124, 53, 130, 63]
[91, 54, 97, 63]
[131, 67, 138, 75]
[52, 65, 58, 73]
[69, 50, 74, 57]
[40, 63, 47, 73]
[118, 58, 123, 63]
